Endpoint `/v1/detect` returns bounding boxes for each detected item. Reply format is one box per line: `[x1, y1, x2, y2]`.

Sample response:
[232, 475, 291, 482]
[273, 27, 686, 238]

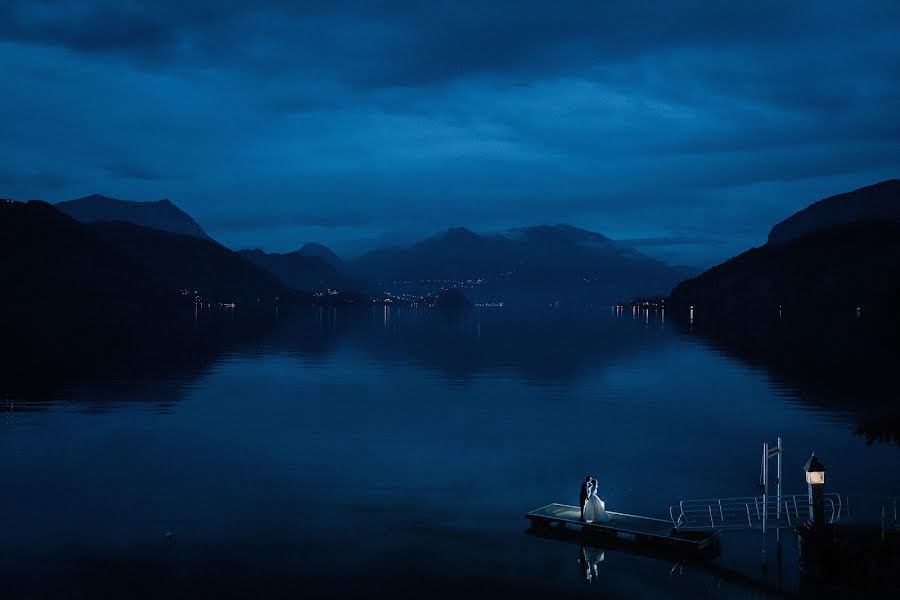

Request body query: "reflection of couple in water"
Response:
[578, 545, 605, 583]
[579, 476, 612, 523]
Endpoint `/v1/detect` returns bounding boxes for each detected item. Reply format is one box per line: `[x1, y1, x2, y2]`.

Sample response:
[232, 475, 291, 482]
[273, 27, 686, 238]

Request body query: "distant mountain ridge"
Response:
[296, 243, 342, 267]
[0, 200, 298, 386]
[672, 220, 900, 321]
[767, 179, 900, 244]
[674, 180, 900, 320]
[45, 193, 704, 303]
[47, 194, 697, 302]
[56, 194, 214, 241]
[349, 224, 693, 304]
[237, 248, 356, 293]
[91, 221, 286, 304]
[669, 181, 900, 389]
[53, 194, 359, 294]
[0, 200, 186, 377]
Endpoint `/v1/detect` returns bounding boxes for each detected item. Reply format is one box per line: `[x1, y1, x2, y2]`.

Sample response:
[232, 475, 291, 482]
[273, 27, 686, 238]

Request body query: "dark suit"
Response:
[579, 482, 588, 519]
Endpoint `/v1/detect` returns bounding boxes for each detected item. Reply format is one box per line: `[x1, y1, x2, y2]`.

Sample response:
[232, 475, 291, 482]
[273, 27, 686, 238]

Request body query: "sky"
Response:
[1, 1, 899, 268]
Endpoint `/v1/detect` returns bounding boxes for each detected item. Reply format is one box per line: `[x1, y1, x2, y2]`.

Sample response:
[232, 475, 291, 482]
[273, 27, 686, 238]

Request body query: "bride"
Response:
[583, 477, 612, 523]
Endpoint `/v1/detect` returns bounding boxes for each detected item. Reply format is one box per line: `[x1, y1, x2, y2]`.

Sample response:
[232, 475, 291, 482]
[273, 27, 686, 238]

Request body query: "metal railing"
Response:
[670, 493, 842, 530]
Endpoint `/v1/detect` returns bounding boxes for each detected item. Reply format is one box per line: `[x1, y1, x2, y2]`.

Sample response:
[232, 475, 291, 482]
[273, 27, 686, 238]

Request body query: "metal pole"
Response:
[776, 527, 783, 591]
[776, 437, 782, 519]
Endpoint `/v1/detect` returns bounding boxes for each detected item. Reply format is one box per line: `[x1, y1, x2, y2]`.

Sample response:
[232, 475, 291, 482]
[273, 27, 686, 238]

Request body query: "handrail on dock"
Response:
[670, 493, 842, 531]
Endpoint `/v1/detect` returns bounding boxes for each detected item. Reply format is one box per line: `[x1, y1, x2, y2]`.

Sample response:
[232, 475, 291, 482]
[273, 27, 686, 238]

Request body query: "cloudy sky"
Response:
[2, 1, 898, 266]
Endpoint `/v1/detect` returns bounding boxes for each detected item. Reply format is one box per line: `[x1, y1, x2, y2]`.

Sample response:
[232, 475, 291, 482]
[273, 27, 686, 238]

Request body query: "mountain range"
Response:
[295, 242, 342, 267]
[37, 182, 900, 313]
[91, 221, 286, 305]
[57, 194, 214, 241]
[237, 248, 353, 293]
[56, 194, 350, 295]
[348, 224, 694, 304]
[0, 200, 187, 379]
[671, 180, 900, 324]
[2, 179, 899, 394]
[768, 179, 900, 244]
[669, 179, 900, 407]
[48, 193, 695, 302]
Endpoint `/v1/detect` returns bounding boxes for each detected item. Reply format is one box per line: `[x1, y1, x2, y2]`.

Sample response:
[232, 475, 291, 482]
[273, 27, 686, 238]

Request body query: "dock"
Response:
[525, 503, 719, 554]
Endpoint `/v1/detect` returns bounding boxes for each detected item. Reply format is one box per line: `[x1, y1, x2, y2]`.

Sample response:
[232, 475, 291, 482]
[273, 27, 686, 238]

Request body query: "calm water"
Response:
[1, 307, 897, 598]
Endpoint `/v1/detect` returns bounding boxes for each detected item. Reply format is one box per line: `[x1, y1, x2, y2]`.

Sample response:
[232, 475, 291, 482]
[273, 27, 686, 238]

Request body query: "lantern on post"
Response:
[803, 453, 826, 527]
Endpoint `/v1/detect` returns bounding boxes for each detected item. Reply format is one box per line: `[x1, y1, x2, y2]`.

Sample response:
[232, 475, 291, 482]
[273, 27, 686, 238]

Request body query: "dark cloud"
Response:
[620, 236, 728, 248]
[1, 1, 899, 267]
[0, 167, 73, 190]
[207, 210, 373, 232]
[102, 161, 185, 181]
[4, 2, 897, 93]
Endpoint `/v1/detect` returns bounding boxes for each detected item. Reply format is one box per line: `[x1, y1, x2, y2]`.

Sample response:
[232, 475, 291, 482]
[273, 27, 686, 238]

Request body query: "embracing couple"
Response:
[579, 476, 612, 523]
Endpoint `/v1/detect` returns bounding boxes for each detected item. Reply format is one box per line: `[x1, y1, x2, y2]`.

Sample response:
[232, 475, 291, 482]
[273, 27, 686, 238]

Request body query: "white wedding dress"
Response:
[583, 482, 612, 523]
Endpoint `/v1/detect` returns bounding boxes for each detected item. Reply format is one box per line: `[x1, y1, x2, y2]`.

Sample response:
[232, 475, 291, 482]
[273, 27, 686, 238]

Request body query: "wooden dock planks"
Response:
[525, 503, 719, 553]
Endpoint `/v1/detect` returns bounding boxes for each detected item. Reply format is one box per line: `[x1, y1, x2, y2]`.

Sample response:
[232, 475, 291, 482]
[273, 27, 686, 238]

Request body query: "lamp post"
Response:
[804, 453, 826, 528]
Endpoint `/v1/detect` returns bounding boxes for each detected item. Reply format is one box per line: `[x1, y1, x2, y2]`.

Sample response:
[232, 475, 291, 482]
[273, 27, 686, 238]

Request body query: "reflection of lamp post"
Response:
[804, 453, 826, 528]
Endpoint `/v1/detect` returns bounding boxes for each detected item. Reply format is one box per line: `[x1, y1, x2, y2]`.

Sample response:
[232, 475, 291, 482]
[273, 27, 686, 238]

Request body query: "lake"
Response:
[1, 306, 897, 598]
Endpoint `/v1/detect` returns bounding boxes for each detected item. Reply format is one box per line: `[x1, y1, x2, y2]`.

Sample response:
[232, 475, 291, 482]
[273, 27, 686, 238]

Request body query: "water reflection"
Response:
[579, 545, 605, 583]
[0, 305, 897, 597]
[4, 305, 899, 444]
[525, 524, 801, 597]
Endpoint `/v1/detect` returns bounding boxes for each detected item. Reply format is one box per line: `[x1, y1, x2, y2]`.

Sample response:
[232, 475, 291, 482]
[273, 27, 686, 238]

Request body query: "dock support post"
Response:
[762, 442, 768, 534]
[776, 527, 783, 591]
[776, 437, 782, 520]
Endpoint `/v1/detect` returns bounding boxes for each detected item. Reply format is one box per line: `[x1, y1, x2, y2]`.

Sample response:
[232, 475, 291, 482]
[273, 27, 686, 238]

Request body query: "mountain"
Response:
[237, 248, 356, 293]
[349, 224, 692, 304]
[671, 220, 900, 326]
[351, 227, 520, 283]
[0, 200, 187, 379]
[89, 221, 286, 305]
[56, 194, 214, 241]
[296, 242, 342, 267]
[767, 179, 900, 244]
[668, 184, 900, 410]
[674, 181, 900, 325]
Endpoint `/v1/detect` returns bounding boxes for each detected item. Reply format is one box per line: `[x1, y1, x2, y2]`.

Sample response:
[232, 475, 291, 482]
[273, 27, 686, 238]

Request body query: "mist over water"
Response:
[1, 307, 897, 597]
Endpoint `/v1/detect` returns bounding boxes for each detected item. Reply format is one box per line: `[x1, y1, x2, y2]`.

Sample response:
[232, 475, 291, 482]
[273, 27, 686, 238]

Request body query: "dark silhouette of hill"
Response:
[0, 201, 345, 395]
[672, 221, 900, 326]
[670, 220, 900, 411]
[297, 242, 342, 267]
[57, 193, 214, 241]
[237, 248, 357, 293]
[55, 195, 358, 295]
[0, 200, 192, 382]
[768, 179, 900, 244]
[350, 227, 517, 282]
[349, 224, 692, 304]
[90, 221, 288, 305]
